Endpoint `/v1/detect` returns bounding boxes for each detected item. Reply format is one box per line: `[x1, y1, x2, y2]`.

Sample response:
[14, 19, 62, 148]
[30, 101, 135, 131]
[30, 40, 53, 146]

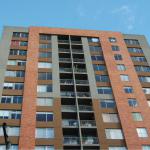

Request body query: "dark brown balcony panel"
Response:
[10, 46, 28, 50]
[0, 104, 22, 110]
[92, 61, 105, 65]
[2, 89, 23, 96]
[36, 122, 54, 128]
[137, 72, 150, 76]
[38, 68, 52, 72]
[39, 40, 51, 44]
[141, 82, 150, 87]
[37, 80, 52, 84]
[4, 77, 24, 83]
[96, 82, 111, 87]
[38, 58, 52, 62]
[126, 44, 141, 48]
[129, 52, 145, 57]
[133, 61, 148, 66]
[7, 65, 25, 71]
[0, 119, 20, 126]
[8, 55, 27, 60]
[12, 37, 28, 41]
[0, 137, 19, 145]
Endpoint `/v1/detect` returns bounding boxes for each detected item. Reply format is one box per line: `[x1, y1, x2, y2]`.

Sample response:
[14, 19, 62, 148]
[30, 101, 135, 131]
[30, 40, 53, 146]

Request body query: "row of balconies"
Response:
[59, 48, 83, 53]
[63, 137, 99, 145]
[60, 92, 91, 97]
[60, 79, 89, 85]
[59, 58, 85, 63]
[59, 68, 87, 73]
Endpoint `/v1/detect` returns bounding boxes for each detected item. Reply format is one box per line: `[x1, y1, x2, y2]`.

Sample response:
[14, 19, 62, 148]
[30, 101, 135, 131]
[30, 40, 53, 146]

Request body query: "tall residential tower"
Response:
[0, 26, 150, 150]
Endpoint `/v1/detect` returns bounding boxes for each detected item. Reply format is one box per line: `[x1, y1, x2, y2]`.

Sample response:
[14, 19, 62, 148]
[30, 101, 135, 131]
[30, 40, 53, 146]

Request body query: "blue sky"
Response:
[0, 0, 150, 44]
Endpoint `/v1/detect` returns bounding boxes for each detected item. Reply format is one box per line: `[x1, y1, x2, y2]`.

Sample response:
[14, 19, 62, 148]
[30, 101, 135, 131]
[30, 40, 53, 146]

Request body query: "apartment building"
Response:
[0, 26, 150, 150]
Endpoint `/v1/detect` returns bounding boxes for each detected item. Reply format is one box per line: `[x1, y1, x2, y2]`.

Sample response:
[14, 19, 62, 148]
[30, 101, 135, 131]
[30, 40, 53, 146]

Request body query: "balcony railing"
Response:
[71, 41, 82, 44]
[61, 91, 75, 97]
[80, 120, 96, 127]
[82, 137, 99, 145]
[62, 105, 77, 112]
[59, 48, 70, 53]
[58, 40, 69, 43]
[74, 68, 86, 73]
[59, 58, 71, 62]
[77, 92, 91, 97]
[78, 105, 93, 111]
[60, 79, 74, 84]
[64, 137, 80, 145]
[62, 119, 78, 127]
[73, 58, 85, 63]
[75, 80, 89, 85]
[72, 49, 83, 53]
[59, 68, 72, 72]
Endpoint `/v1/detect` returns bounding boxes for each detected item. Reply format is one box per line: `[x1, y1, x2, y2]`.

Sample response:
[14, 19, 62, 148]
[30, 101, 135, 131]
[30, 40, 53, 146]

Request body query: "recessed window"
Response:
[112, 45, 119, 51]
[89, 45, 102, 52]
[39, 52, 52, 58]
[93, 64, 106, 71]
[39, 43, 51, 49]
[5, 70, 25, 78]
[105, 129, 124, 139]
[128, 47, 143, 53]
[114, 54, 122, 60]
[108, 147, 127, 150]
[13, 32, 28, 38]
[128, 98, 138, 107]
[132, 112, 143, 121]
[139, 76, 150, 83]
[136, 128, 148, 138]
[142, 145, 150, 150]
[124, 39, 140, 45]
[20, 41, 28, 46]
[40, 34, 51, 41]
[9, 49, 27, 56]
[102, 113, 119, 123]
[135, 66, 150, 72]
[35, 146, 54, 150]
[124, 86, 133, 93]
[0, 145, 18, 150]
[37, 85, 52, 92]
[143, 88, 150, 94]
[117, 64, 126, 71]
[100, 99, 116, 108]
[7, 60, 26, 66]
[3, 82, 24, 90]
[37, 98, 53, 106]
[0, 126, 20, 136]
[1, 96, 23, 104]
[109, 37, 117, 43]
[38, 62, 52, 68]
[0, 110, 21, 119]
[91, 55, 104, 61]
[38, 72, 52, 80]
[88, 37, 100, 43]
[95, 75, 109, 82]
[36, 112, 53, 122]
[35, 128, 54, 138]
[97, 87, 112, 94]
[131, 56, 146, 62]
[120, 75, 130, 81]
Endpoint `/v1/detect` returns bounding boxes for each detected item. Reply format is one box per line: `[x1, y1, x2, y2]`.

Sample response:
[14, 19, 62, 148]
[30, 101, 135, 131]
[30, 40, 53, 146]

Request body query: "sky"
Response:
[0, 0, 150, 44]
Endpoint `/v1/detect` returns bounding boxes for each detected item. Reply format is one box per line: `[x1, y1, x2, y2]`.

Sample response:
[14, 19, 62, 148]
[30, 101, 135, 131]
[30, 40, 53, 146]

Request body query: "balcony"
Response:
[62, 119, 78, 127]
[72, 49, 83, 53]
[59, 68, 72, 73]
[82, 137, 99, 145]
[74, 68, 86, 73]
[75, 80, 89, 85]
[64, 137, 80, 145]
[80, 120, 96, 127]
[77, 92, 91, 97]
[61, 91, 75, 97]
[58, 40, 69, 44]
[78, 105, 93, 111]
[62, 105, 77, 112]
[73, 58, 85, 63]
[59, 48, 70, 53]
[59, 58, 71, 62]
[60, 79, 74, 85]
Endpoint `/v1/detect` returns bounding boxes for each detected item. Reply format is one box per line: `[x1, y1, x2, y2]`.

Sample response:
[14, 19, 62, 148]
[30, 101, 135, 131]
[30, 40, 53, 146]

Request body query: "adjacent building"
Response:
[0, 26, 150, 150]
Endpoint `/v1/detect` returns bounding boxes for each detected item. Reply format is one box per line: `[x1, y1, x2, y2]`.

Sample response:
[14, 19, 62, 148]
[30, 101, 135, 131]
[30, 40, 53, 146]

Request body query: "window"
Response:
[97, 87, 112, 94]
[3, 82, 24, 90]
[35, 128, 54, 138]
[91, 55, 104, 61]
[37, 98, 53, 106]
[40, 34, 51, 40]
[38, 62, 52, 68]
[20, 41, 28, 46]
[105, 129, 124, 139]
[100, 99, 116, 108]
[147, 100, 150, 107]
[124, 39, 140, 45]
[36, 112, 53, 122]
[124, 86, 133, 93]
[13, 32, 28, 38]
[0, 126, 19, 136]
[95, 75, 109, 82]
[1, 96, 23, 104]
[114, 54, 122, 60]
[108, 147, 127, 150]
[37, 85, 52, 92]
[102, 113, 119, 123]
[112, 45, 119, 51]
[117, 64, 126, 71]
[128, 98, 138, 107]
[9, 49, 27, 56]
[131, 56, 146, 62]
[0, 145, 18, 150]
[35, 146, 54, 150]
[142, 145, 150, 150]
[39, 52, 52, 58]
[5, 71, 25, 78]
[89, 45, 102, 52]
[109, 37, 117, 43]
[136, 128, 148, 138]
[128, 47, 143, 53]
[0, 110, 21, 119]
[139, 76, 150, 83]
[88, 37, 100, 43]
[38, 72, 52, 80]
[39, 43, 51, 49]
[135, 66, 150, 72]
[120, 75, 129, 81]
[132, 112, 143, 121]
[143, 88, 150, 94]
[93, 64, 106, 71]
[7, 60, 26, 66]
